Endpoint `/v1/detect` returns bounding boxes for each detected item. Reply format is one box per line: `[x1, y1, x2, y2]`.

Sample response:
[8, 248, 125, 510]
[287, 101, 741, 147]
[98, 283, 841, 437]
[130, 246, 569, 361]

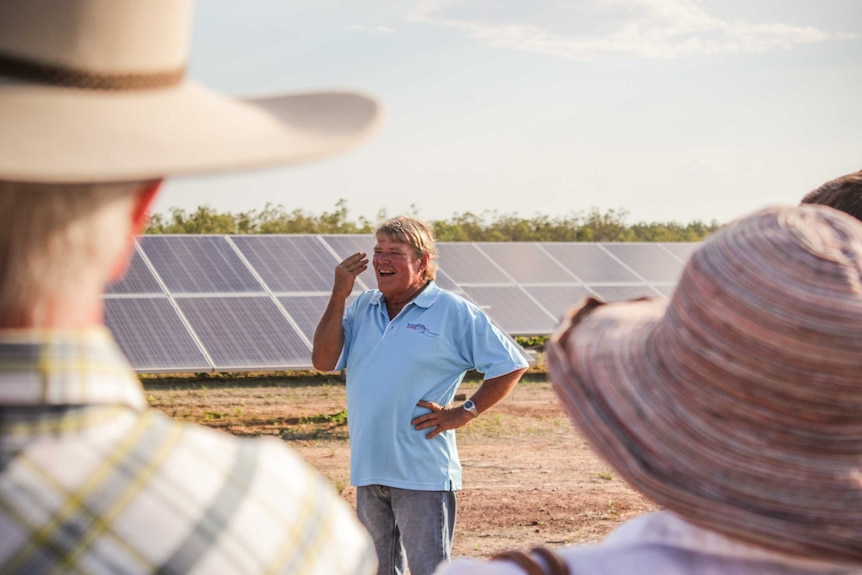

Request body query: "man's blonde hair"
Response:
[376, 216, 439, 281]
[0, 181, 146, 321]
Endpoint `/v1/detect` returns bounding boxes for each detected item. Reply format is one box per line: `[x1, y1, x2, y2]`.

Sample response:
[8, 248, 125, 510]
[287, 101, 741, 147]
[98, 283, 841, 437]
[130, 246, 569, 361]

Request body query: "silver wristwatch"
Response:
[462, 399, 479, 418]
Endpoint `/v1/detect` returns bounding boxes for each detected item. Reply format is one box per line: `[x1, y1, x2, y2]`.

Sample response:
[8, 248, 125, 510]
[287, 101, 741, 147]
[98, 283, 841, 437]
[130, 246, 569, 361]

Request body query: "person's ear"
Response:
[108, 180, 163, 283]
[419, 252, 430, 272]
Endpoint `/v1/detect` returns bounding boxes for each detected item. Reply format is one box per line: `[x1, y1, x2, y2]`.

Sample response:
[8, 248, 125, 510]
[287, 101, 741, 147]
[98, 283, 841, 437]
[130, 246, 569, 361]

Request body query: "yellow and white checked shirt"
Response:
[0, 327, 376, 575]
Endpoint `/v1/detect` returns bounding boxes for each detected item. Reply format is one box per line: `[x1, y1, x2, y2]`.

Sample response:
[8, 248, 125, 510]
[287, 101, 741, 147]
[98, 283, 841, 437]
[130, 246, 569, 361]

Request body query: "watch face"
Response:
[463, 399, 478, 415]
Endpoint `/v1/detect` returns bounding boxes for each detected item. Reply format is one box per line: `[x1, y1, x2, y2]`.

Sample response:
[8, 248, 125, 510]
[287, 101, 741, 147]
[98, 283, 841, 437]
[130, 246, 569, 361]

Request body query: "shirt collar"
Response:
[371, 280, 441, 309]
[0, 327, 146, 410]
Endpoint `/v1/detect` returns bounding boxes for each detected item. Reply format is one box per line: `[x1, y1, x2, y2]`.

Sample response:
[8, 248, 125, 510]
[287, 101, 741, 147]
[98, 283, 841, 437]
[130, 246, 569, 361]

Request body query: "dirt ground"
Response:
[143, 372, 657, 559]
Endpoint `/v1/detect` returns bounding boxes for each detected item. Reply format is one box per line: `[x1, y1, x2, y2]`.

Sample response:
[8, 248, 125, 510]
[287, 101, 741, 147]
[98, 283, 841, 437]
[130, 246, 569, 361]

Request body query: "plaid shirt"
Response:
[0, 328, 376, 575]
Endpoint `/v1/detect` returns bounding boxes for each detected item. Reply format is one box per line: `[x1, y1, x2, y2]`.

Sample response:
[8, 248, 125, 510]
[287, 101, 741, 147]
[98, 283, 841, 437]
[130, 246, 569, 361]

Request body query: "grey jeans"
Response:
[356, 485, 456, 575]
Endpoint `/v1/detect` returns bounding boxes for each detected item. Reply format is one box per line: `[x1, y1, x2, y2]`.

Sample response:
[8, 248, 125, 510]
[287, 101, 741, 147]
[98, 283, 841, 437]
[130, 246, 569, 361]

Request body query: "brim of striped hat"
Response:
[547, 290, 862, 564]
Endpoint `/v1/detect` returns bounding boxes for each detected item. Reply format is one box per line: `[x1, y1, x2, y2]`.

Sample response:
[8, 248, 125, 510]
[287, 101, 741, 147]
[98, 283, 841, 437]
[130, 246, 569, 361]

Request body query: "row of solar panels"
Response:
[105, 235, 699, 373]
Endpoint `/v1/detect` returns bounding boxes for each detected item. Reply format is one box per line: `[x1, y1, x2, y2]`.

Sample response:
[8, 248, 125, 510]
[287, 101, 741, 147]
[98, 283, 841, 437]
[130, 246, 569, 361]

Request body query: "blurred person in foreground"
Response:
[313, 216, 529, 575]
[801, 169, 862, 220]
[435, 204, 862, 574]
[0, 0, 382, 573]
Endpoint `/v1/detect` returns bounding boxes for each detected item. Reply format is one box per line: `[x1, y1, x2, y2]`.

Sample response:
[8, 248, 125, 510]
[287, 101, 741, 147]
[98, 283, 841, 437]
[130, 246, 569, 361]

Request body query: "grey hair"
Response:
[0, 180, 146, 322]
[376, 216, 439, 281]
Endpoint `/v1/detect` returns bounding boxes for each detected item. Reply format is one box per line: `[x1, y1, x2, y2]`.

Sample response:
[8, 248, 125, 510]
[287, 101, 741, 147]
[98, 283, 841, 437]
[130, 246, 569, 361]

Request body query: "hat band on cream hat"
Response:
[0, 0, 381, 183]
[0, 0, 191, 89]
[0, 52, 184, 91]
[548, 205, 862, 565]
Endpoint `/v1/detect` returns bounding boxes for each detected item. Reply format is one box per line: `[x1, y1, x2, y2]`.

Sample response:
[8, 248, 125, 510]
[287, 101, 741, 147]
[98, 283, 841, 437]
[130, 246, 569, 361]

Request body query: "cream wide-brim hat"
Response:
[548, 205, 862, 565]
[0, 0, 380, 182]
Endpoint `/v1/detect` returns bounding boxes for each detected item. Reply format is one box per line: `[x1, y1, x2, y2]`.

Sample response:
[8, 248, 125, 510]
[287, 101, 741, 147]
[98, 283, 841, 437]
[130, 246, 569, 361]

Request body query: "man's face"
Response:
[373, 233, 426, 299]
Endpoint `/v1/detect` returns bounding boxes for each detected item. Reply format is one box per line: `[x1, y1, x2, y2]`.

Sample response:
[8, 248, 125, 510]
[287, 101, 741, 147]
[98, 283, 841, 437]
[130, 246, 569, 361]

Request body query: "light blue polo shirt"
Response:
[337, 281, 529, 491]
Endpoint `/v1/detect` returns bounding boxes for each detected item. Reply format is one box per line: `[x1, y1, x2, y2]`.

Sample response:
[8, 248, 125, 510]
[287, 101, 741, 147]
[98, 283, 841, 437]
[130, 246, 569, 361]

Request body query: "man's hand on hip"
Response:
[412, 400, 474, 439]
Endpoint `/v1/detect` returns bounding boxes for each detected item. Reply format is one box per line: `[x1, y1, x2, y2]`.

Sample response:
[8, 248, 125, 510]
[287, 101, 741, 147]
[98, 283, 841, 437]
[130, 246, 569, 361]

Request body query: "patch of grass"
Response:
[460, 412, 506, 438]
[280, 426, 350, 441]
[299, 409, 348, 426]
[144, 376, 561, 447]
[280, 410, 350, 441]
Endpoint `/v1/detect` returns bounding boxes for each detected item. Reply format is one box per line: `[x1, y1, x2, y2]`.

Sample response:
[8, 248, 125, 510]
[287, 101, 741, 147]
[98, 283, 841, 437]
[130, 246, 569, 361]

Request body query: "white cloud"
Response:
[408, 0, 854, 60]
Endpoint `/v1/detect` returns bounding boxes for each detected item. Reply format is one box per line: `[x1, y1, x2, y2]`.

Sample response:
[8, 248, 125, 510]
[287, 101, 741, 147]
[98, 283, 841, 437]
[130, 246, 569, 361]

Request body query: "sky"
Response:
[153, 0, 862, 226]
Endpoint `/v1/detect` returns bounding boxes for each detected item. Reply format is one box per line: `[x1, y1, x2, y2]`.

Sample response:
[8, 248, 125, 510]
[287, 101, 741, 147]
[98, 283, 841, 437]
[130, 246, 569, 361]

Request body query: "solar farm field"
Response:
[143, 370, 657, 559]
[107, 236, 694, 373]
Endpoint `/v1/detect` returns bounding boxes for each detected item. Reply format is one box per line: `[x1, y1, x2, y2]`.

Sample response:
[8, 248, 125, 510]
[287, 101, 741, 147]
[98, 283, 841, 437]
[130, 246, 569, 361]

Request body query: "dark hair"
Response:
[801, 170, 862, 221]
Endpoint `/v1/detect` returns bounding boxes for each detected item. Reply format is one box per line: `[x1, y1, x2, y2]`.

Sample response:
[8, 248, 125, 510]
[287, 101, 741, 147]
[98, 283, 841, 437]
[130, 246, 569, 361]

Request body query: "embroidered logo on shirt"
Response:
[406, 323, 439, 337]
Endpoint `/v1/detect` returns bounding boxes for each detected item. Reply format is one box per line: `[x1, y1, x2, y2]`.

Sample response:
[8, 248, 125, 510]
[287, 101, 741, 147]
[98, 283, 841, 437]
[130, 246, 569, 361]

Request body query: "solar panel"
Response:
[319, 235, 375, 291]
[600, 243, 686, 283]
[459, 286, 557, 335]
[523, 285, 594, 323]
[103, 298, 210, 372]
[139, 236, 264, 293]
[278, 295, 330, 341]
[321, 234, 375, 260]
[651, 284, 677, 298]
[661, 242, 701, 264]
[176, 296, 312, 370]
[278, 294, 364, 342]
[438, 243, 511, 284]
[105, 248, 163, 294]
[539, 243, 641, 283]
[102, 235, 699, 372]
[477, 243, 576, 284]
[587, 284, 665, 302]
[433, 269, 461, 292]
[231, 235, 339, 293]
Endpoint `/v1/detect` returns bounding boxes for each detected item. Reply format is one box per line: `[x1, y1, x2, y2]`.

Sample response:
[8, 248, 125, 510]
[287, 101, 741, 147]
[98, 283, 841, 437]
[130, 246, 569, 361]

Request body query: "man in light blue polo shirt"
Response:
[313, 216, 529, 575]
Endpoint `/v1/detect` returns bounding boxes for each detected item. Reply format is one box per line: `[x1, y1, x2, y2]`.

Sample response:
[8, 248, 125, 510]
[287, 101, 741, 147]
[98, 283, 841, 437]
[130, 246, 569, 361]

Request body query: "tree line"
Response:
[145, 199, 722, 242]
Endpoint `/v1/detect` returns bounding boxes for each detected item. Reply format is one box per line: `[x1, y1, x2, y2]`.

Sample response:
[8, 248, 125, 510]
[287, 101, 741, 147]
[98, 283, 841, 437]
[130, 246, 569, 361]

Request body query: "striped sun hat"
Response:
[548, 204, 862, 564]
